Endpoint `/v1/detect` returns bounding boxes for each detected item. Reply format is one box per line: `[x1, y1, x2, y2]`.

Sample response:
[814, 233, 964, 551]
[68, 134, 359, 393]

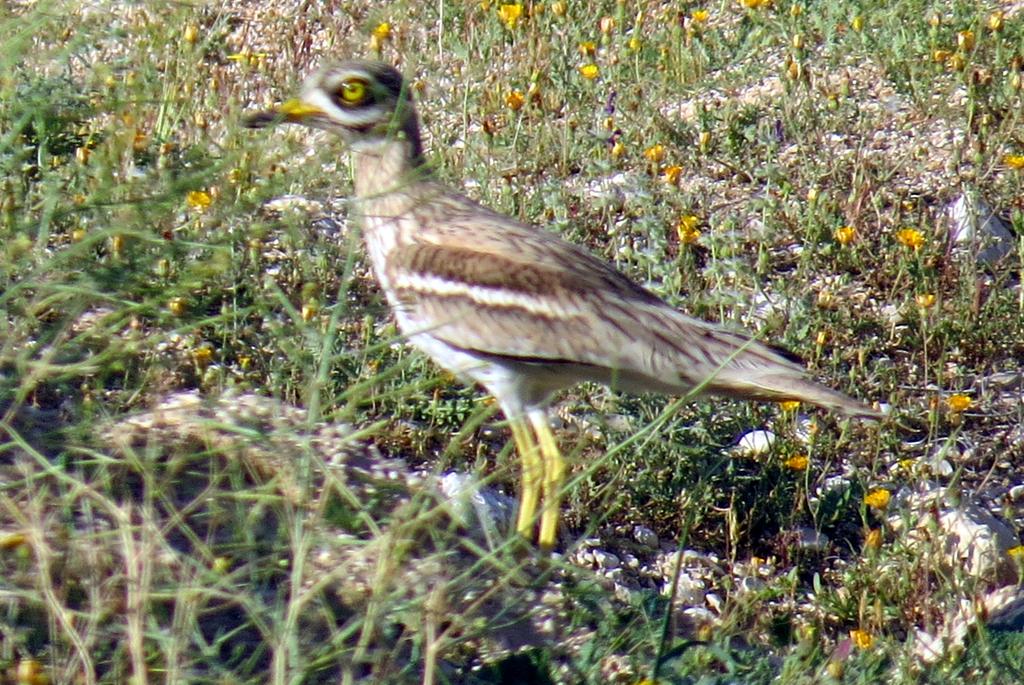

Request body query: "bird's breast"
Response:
[359, 203, 424, 306]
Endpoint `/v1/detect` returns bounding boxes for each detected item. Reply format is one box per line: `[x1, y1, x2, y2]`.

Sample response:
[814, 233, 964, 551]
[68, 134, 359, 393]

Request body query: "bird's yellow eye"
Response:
[338, 78, 368, 105]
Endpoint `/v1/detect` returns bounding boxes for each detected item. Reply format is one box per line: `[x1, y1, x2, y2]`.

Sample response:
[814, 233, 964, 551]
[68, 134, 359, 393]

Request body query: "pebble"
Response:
[739, 577, 765, 594]
[795, 527, 830, 550]
[633, 525, 659, 549]
[594, 550, 620, 570]
[682, 606, 716, 624]
[735, 429, 776, 456]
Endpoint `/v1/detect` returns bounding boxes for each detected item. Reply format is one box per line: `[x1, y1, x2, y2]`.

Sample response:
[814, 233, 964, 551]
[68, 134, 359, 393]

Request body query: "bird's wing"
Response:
[384, 192, 878, 417]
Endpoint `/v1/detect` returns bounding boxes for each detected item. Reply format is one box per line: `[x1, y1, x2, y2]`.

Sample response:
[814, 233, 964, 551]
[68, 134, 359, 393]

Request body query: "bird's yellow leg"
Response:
[529, 412, 565, 551]
[509, 417, 542, 539]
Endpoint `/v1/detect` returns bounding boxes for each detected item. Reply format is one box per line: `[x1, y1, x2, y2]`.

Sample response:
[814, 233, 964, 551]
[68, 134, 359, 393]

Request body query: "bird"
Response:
[245, 59, 880, 550]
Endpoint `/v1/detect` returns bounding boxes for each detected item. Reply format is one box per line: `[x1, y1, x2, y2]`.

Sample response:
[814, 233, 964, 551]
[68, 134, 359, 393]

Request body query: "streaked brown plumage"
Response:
[246, 60, 880, 550]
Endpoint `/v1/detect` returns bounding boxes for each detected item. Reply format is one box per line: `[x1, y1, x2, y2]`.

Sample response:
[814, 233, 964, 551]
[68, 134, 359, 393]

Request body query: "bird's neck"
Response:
[350, 138, 429, 201]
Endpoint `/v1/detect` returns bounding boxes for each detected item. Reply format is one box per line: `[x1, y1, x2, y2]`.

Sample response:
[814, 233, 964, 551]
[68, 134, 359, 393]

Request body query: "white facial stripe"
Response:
[301, 85, 388, 127]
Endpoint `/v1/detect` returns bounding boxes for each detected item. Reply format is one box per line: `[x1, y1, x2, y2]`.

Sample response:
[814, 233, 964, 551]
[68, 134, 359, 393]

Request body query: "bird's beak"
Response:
[243, 98, 325, 129]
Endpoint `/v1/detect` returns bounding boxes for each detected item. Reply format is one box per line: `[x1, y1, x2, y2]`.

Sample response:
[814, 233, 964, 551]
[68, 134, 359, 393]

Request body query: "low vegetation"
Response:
[2, 1, 1022, 683]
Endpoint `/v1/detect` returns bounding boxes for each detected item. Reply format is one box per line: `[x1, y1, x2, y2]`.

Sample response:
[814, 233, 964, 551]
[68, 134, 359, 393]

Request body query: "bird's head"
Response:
[244, 60, 423, 163]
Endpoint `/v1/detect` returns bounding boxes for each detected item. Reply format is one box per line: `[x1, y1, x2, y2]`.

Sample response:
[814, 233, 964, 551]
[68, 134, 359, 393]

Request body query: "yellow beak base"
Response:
[278, 98, 324, 121]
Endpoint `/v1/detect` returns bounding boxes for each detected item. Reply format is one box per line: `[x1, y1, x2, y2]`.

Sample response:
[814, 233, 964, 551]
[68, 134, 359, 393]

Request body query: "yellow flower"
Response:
[1003, 154, 1024, 170]
[791, 33, 804, 49]
[226, 50, 269, 64]
[610, 140, 626, 159]
[628, 36, 642, 51]
[784, 455, 809, 471]
[851, 15, 864, 33]
[186, 190, 212, 212]
[863, 488, 890, 510]
[677, 215, 701, 244]
[988, 11, 1004, 32]
[168, 297, 187, 316]
[643, 143, 666, 163]
[14, 659, 47, 685]
[372, 22, 391, 41]
[948, 53, 966, 71]
[833, 225, 856, 245]
[815, 330, 827, 346]
[698, 131, 711, 150]
[790, 4, 803, 17]
[578, 41, 597, 56]
[192, 345, 214, 367]
[498, 3, 523, 30]
[301, 302, 319, 322]
[579, 63, 600, 79]
[551, 0, 566, 17]
[109, 234, 125, 257]
[692, 9, 709, 23]
[957, 30, 974, 52]
[1009, 545, 1024, 559]
[895, 227, 925, 250]
[864, 528, 882, 550]
[182, 25, 199, 45]
[778, 400, 800, 412]
[850, 629, 874, 649]
[946, 394, 971, 413]
[740, 0, 771, 9]
[915, 293, 936, 309]
[505, 90, 525, 111]
[675, 220, 700, 244]
[662, 165, 683, 185]
[932, 49, 952, 64]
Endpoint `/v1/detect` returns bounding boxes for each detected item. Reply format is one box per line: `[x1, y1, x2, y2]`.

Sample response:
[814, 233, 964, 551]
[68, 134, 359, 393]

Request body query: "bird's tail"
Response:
[706, 371, 882, 420]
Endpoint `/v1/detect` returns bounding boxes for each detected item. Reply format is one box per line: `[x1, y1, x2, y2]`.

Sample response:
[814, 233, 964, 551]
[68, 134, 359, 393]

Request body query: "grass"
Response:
[2, 0, 1023, 683]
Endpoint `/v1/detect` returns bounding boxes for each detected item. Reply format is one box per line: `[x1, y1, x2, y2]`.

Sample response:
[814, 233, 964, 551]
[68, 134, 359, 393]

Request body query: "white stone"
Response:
[594, 550, 620, 570]
[633, 525, 659, 549]
[670, 575, 707, 606]
[682, 606, 717, 624]
[934, 506, 1017, 580]
[263, 194, 324, 215]
[438, 471, 515, 536]
[735, 430, 776, 456]
[795, 527, 830, 550]
[895, 488, 1018, 582]
[947, 191, 1014, 264]
[738, 577, 765, 594]
[915, 587, 1024, 664]
[793, 416, 814, 444]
